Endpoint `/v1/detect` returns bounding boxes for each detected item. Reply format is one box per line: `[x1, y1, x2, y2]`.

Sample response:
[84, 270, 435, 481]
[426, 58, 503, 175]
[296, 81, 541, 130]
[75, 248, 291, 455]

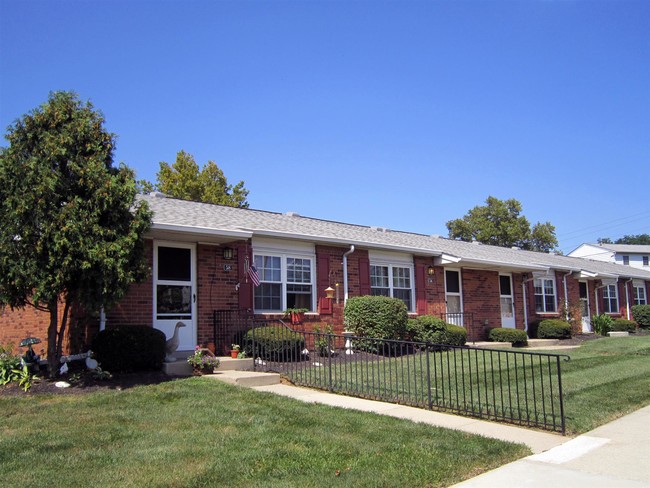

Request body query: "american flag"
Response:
[247, 264, 261, 287]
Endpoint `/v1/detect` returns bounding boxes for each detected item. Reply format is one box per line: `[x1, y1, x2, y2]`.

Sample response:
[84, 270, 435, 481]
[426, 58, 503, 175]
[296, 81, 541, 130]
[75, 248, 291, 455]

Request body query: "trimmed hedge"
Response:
[537, 319, 572, 339]
[631, 305, 650, 328]
[92, 326, 166, 373]
[245, 326, 305, 361]
[407, 315, 467, 346]
[610, 319, 637, 333]
[344, 296, 408, 340]
[488, 328, 528, 347]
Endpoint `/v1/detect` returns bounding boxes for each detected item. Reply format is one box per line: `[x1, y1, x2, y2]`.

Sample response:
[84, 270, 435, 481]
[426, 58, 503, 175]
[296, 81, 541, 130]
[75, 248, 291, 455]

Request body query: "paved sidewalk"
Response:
[452, 404, 650, 487]
[249, 381, 649, 486]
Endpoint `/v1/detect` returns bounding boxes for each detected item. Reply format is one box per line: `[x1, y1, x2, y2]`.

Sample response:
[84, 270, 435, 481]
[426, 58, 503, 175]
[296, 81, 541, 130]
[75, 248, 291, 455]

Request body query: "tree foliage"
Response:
[446, 196, 558, 252]
[142, 150, 249, 207]
[0, 91, 152, 374]
[598, 234, 650, 245]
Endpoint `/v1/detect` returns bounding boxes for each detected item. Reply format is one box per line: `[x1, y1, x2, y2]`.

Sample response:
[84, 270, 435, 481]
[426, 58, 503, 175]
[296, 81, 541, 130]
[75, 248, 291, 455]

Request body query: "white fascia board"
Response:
[243, 229, 443, 256]
[455, 256, 548, 272]
[575, 270, 598, 279]
[434, 253, 462, 265]
[151, 223, 253, 239]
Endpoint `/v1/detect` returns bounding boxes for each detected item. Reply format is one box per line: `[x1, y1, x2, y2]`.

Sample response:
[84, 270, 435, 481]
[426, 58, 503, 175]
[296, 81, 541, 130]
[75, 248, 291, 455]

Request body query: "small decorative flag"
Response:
[247, 264, 261, 287]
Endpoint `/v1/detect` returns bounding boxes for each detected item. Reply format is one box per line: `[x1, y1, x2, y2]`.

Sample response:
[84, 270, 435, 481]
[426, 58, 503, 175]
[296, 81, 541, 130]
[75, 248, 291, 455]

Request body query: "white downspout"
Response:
[563, 271, 572, 321]
[625, 279, 633, 319]
[342, 245, 355, 303]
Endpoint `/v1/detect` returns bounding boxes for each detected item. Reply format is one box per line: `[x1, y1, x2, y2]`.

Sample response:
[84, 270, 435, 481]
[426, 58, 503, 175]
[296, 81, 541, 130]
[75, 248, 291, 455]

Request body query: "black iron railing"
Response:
[249, 325, 569, 434]
[212, 309, 289, 355]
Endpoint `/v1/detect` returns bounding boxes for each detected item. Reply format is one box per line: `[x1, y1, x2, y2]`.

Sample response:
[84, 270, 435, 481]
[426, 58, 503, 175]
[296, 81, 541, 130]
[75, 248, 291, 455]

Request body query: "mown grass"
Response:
[0, 378, 528, 488]
[552, 335, 650, 434]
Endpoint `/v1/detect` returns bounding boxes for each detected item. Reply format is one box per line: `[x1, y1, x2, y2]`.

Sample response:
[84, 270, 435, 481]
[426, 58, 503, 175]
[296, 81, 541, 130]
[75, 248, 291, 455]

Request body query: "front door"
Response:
[154, 242, 197, 351]
[445, 269, 463, 326]
[579, 281, 591, 332]
[500, 274, 516, 328]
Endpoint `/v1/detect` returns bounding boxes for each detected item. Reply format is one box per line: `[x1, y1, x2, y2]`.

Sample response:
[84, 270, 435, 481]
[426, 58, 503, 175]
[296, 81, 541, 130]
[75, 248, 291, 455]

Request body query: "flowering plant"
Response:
[187, 347, 220, 370]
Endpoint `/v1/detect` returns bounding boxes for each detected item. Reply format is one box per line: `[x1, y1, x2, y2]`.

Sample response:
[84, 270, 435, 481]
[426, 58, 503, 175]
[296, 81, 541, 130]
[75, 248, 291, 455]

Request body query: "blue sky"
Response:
[1, 0, 649, 253]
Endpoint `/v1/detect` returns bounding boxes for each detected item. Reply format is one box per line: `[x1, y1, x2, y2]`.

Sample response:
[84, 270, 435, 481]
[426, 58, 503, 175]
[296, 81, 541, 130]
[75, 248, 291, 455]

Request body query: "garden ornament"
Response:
[19, 336, 41, 364]
[165, 321, 187, 362]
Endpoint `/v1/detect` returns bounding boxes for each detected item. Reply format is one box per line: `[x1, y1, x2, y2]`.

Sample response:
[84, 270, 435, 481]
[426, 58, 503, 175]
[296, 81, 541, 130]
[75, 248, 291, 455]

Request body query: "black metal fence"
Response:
[248, 324, 569, 434]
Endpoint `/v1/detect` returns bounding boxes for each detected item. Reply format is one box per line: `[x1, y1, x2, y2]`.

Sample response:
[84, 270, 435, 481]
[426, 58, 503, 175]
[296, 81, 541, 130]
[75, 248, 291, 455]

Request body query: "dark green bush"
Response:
[344, 296, 408, 340]
[92, 326, 166, 373]
[631, 305, 650, 328]
[537, 319, 572, 339]
[245, 326, 305, 361]
[407, 315, 466, 346]
[610, 319, 637, 333]
[488, 328, 528, 347]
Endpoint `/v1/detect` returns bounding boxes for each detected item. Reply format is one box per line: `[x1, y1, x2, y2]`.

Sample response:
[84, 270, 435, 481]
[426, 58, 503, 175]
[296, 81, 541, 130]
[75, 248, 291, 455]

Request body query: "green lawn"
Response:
[552, 335, 650, 434]
[0, 378, 528, 488]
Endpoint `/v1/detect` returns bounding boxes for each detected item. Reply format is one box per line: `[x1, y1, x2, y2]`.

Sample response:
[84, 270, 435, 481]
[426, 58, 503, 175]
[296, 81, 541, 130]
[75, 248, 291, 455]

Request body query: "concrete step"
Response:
[470, 341, 512, 349]
[162, 356, 253, 376]
[527, 339, 560, 347]
[206, 370, 281, 387]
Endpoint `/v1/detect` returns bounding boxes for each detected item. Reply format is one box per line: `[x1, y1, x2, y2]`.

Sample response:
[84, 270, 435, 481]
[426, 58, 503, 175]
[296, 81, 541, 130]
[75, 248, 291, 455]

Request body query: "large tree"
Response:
[446, 196, 558, 252]
[140, 150, 249, 207]
[598, 234, 650, 245]
[0, 91, 152, 375]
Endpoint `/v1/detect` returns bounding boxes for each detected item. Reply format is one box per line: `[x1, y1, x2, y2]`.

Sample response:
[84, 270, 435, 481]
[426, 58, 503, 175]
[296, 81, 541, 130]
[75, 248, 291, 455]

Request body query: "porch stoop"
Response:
[205, 370, 281, 387]
[162, 357, 254, 377]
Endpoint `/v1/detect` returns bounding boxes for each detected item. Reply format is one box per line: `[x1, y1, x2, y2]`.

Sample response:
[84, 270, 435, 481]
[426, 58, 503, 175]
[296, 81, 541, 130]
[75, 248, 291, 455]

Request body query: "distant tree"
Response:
[0, 91, 152, 375]
[140, 150, 249, 208]
[446, 196, 558, 252]
[597, 234, 650, 245]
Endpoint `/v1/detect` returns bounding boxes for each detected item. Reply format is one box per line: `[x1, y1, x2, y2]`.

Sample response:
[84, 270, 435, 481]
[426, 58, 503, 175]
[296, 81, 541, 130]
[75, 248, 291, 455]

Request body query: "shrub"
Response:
[537, 319, 572, 339]
[488, 328, 528, 347]
[610, 319, 637, 333]
[631, 305, 650, 328]
[444, 324, 468, 346]
[344, 296, 408, 340]
[591, 314, 613, 336]
[245, 326, 305, 361]
[92, 326, 166, 373]
[407, 316, 467, 346]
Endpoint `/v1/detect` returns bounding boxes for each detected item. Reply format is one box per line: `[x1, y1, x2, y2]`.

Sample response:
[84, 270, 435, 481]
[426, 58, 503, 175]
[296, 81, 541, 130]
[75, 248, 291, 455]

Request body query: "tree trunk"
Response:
[56, 298, 71, 361]
[47, 300, 59, 378]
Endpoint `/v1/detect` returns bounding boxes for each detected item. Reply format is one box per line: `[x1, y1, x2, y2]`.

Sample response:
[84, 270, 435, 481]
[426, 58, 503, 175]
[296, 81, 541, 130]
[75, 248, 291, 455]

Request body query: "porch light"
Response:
[427, 266, 435, 276]
[222, 247, 233, 260]
[325, 286, 335, 299]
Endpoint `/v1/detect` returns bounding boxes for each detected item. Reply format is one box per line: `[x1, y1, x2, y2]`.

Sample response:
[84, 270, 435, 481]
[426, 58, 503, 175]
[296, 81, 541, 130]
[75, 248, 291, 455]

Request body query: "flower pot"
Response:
[193, 366, 214, 376]
[230, 350, 239, 359]
[290, 312, 304, 325]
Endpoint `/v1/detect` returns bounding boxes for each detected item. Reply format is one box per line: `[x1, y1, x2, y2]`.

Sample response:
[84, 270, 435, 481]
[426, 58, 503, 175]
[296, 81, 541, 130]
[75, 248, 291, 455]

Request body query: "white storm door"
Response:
[445, 269, 463, 326]
[154, 242, 197, 351]
[499, 274, 516, 328]
[579, 281, 591, 333]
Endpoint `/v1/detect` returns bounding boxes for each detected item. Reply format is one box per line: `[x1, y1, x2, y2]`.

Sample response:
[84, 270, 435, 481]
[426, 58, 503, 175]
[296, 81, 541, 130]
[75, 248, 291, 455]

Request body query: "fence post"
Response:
[327, 333, 333, 392]
[557, 355, 566, 435]
[426, 346, 433, 410]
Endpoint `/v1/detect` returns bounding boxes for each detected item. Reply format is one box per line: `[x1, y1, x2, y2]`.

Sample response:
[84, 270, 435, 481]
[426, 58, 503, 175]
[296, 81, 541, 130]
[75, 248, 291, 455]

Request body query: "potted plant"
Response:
[284, 308, 309, 325]
[187, 346, 220, 375]
[230, 344, 241, 359]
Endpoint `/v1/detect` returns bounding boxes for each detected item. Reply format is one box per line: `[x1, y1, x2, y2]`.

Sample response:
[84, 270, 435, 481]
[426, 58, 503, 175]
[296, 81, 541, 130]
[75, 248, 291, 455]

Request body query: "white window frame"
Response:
[534, 276, 557, 313]
[603, 284, 619, 314]
[633, 284, 647, 306]
[643, 256, 649, 267]
[369, 263, 414, 312]
[252, 251, 315, 313]
[622, 255, 630, 266]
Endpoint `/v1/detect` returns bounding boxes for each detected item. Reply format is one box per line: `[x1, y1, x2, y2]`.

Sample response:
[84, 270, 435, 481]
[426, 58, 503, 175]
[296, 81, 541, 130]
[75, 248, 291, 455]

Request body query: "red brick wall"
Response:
[461, 269, 501, 339]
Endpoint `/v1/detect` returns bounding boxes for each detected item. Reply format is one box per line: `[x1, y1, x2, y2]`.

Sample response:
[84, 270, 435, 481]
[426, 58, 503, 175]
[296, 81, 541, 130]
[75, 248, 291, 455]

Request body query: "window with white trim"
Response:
[633, 285, 647, 306]
[534, 278, 557, 313]
[370, 264, 413, 311]
[622, 255, 630, 266]
[603, 284, 619, 313]
[253, 253, 314, 312]
[643, 256, 649, 267]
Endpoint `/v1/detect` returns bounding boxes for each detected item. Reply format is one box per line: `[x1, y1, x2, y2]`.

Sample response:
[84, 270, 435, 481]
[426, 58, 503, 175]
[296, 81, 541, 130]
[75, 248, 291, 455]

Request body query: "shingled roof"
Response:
[139, 194, 650, 281]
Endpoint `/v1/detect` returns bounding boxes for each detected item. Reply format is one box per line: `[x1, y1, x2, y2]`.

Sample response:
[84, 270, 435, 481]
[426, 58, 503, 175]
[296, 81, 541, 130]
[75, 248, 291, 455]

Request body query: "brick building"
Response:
[2, 193, 649, 355]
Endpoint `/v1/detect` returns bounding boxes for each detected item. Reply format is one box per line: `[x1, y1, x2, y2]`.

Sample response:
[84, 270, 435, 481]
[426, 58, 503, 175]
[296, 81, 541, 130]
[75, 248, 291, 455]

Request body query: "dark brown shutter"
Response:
[317, 254, 332, 315]
[359, 257, 371, 296]
[237, 245, 253, 310]
[416, 265, 427, 315]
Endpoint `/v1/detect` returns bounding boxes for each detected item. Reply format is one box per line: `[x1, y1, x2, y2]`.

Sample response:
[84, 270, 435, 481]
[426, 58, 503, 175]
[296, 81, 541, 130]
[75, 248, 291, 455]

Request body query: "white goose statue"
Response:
[165, 321, 187, 362]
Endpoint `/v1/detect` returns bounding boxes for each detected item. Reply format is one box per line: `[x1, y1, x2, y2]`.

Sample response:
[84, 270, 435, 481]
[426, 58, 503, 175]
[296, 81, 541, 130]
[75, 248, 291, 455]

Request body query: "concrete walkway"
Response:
[212, 374, 649, 486]
[452, 404, 650, 487]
